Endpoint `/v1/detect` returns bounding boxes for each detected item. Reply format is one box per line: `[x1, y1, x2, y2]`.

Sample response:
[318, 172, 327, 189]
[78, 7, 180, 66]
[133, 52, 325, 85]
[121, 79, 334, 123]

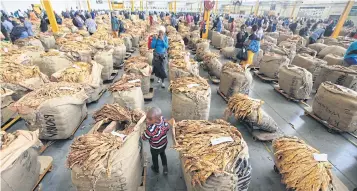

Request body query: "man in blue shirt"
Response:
[344, 41, 357, 66]
[309, 27, 325, 44]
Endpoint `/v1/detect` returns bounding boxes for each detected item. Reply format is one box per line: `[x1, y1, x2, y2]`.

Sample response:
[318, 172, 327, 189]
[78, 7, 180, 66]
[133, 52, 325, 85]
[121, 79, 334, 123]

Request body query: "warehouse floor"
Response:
[8, 47, 357, 191]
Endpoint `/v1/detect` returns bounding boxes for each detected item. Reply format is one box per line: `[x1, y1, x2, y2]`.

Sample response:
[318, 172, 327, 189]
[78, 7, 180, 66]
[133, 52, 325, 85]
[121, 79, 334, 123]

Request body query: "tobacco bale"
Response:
[170, 76, 211, 121]
[259, 52, 290, 79]
[323, 54, 344, 66]
[308, 43, 328, 54]
[313, 65, 357, 91]
[278, 65, 313, 100]
[312, 82, 357, 132]
[318, 45, 346, 58]
[291, 53, 327, 82]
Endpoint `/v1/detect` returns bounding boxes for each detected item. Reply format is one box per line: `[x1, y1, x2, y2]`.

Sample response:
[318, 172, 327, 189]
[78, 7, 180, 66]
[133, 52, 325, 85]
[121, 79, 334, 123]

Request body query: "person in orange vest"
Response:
[29, 10, 38, 21]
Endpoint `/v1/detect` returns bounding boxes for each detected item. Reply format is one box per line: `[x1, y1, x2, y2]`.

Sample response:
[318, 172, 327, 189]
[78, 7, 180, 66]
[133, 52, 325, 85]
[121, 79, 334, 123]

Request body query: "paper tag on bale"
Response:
[313, 153, 328, 162]
[211, 136, 233, 146]
[187, 84, 200, 88]
[128, 79, 141, 83]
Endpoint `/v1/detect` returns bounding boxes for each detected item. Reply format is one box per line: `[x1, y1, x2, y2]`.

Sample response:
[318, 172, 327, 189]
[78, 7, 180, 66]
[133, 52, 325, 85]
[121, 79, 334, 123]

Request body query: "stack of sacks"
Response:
[1, 130, 41, 191]
[259, 52, 290, 79]
[313, 65, 357, 91]
[0, 62, 49, 100]
[12, 82, 88, 139]
[109, 73, 144, 110]
[225, 94, 278, 133]
[13, 36, 44, 51]
[173, 120, 252, 191]
[68, 105, 146, 191]
[278, 65, 313, 100]
[312, 82, 357, 132]
[219, 62, 253, 98]
[124, 56, 152, 95]
[170, 76, 211, 121]
[323, 54, 344, 66]
[50, 61, 104, 103]
[317, 45, 347, 58]
[33, 50, 73, 77]
[169, 58, 199, 82]
[291, 53, 327, 82]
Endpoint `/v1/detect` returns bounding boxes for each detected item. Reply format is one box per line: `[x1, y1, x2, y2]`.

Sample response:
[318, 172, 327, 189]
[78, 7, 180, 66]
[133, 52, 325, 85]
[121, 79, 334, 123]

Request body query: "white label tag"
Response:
[313, 153, 328, 162]
[211, 136, 234, 146]
[187, 84, 199, 88]
[4, 48, 8, 52]
[128, 79, 141, 83]
[111, 131, 127, 139]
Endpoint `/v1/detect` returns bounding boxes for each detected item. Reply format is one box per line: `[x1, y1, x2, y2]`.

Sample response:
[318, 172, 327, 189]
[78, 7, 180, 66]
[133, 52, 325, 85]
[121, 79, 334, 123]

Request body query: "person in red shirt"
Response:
[142, 107, 170, 174]
[149, 14, 153, 26]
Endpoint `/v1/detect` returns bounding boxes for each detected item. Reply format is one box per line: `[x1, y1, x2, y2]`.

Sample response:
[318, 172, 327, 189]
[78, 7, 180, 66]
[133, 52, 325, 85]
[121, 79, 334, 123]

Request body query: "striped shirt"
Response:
[142, 116, 169, 149]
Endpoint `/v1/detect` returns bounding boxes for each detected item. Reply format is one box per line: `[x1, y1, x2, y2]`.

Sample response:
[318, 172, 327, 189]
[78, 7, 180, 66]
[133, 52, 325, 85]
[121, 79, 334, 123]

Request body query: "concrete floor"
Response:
[8, 47, 357, 191]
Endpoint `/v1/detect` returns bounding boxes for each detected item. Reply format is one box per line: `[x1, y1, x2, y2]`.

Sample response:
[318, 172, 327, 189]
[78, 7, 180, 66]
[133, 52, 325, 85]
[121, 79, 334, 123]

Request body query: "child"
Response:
[142, 107, 169, 175]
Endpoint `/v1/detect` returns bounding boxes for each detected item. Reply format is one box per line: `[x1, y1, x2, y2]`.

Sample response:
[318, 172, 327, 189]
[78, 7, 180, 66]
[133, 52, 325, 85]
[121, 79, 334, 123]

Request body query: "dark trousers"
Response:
[150, 145, 167, 170]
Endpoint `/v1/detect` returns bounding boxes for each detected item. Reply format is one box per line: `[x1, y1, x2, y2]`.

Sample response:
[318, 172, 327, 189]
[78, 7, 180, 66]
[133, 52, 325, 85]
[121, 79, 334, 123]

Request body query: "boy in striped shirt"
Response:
[142, 107, 169, 175]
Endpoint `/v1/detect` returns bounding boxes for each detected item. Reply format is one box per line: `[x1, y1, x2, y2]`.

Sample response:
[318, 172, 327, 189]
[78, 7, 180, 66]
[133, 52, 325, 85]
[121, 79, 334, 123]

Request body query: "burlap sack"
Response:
[195, 42, 210, 61]
[297, 47, 317, 57]
[125, 65, 152, 94]
[111, 87, 144, 110]
[94, 50, 114, 81]
[208, 29, 213, 40]
[172, 88, 211, 121]
[307, 43, 327, 54]
[219, 68, 252, 98]
[180, 147, 251, 191]
[15, 90, 88, 139]
[291, 53, 327, 82]
[1, 89, 15, 124]
[131, 35, 140, 48]
[323, 54, 344, 66]
[220, 36, 234, 49]
[260, 41, 275, 53]
[264, 35, 277, 45]
[113, 44, 127, 67]
[313, 65, 357, 91]
[318, 45, 346, 58]
[246, 109, 278, 132]
[207, 58, 223, 78]
[327, 41, 350, 49]
[14, 38, 44, 51]
[265, 32, 279, 39]
[322, 37, 338, 45]
[278, 65, 313, 100]
[259, 53, 290, 79]
[33, 53, 73, 76]
[212, 32, 224, 48]
[146, 51, 153, 65]
[221, 47, 238, 59]
[252, 49, 264, 67]
[39, 35, 56, 51]
[1, 131, 41, 191]
[71, 115, 145, 191]
[272, 45, 296, 63]
[123, 37, 132, 51]
[312, 82, 357, 132]
[277, 33, 292, 44]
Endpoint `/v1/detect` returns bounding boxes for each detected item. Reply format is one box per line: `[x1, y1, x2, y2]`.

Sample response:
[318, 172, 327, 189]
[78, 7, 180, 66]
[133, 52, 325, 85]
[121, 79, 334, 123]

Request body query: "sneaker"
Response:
[151, 165, 159, 173]
[163, 165, 168, 175]
[161, 83, 165, 88]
